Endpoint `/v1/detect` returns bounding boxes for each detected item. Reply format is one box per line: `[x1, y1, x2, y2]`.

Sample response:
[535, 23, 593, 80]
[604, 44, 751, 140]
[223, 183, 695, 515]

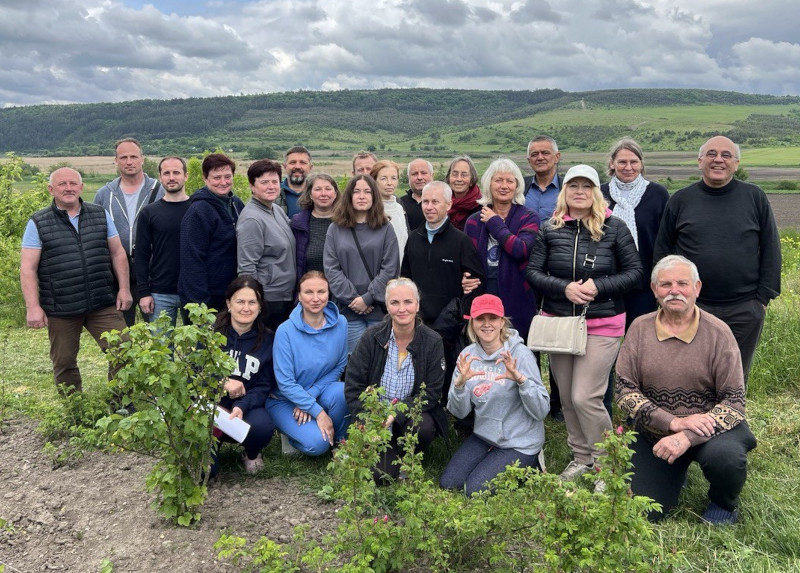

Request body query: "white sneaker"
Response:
[537, 450, 547, 473]
[594, 479, 606, 493]
[558, 460, 592, 481]
[241, 452, 264, 474]
[281, 433, 300, 456]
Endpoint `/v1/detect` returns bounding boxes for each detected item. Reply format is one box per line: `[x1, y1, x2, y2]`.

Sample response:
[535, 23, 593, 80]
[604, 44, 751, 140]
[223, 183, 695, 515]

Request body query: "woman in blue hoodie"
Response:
[266, 271, 349, 456]
[440, 294, 549, 495]
[214, 275, 276, 474]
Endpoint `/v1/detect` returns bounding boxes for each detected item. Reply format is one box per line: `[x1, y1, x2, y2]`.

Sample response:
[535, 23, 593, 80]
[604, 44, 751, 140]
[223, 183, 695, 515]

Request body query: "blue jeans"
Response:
[266, 382, 350, 456]
[146, 293, 186, 326]
[346, 317, 381, 354]
[440, 433, 541, 496]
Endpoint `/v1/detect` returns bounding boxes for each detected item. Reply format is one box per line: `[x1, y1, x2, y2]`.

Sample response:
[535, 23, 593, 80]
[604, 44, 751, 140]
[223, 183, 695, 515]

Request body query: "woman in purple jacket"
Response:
[464, 158, 540, 340]
[290, 174, 340, 284]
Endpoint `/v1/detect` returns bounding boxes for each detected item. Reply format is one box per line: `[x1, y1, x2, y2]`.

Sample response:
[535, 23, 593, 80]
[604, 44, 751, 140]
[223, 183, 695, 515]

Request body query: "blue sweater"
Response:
[271, 301, 348, 417]
[178, 187, 243, 305]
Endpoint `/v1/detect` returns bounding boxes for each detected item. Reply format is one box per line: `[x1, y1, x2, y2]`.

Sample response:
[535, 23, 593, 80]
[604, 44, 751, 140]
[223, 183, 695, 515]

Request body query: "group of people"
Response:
[21, 133, 780, 524]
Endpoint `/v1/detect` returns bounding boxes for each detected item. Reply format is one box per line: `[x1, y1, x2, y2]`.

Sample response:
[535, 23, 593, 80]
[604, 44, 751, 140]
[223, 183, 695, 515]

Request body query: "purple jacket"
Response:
[290, 208, 312, 284]
[464, 204, 540, 339]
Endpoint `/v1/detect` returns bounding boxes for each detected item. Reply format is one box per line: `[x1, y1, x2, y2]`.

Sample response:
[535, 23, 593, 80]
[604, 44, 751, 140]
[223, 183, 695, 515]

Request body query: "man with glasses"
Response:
[653, 136, 781, 384]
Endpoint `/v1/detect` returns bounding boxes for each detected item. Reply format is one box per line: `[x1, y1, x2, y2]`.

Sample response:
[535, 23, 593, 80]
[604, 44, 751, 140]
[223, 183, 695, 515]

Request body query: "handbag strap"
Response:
[579, 237, 600, 281]
[350, 227, 375, 281]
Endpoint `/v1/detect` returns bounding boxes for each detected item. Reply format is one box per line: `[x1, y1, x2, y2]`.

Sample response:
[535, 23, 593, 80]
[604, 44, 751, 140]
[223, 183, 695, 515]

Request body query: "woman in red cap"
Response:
[440, 294, 549, 495]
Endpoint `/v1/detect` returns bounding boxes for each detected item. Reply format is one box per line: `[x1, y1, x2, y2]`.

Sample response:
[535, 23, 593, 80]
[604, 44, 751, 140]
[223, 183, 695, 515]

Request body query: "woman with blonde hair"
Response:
[440, 294, 549, 495]
[464, 157, 540, 340]
[526, 165, 642, 484]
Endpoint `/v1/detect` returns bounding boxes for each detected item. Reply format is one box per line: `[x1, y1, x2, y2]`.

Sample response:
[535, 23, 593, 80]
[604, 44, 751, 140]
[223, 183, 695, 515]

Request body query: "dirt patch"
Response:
[0, 418, 340, 572]
[767, 194, 800, 230]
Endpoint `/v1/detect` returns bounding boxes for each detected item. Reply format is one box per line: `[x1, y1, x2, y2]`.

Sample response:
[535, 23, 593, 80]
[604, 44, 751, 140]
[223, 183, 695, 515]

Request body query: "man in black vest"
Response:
[20, 167, 131, 393]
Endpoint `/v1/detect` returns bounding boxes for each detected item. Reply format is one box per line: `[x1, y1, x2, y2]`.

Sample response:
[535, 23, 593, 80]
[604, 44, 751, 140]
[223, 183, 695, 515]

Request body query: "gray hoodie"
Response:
[447, 331, 549, 455]
[93, 175, 164, 255]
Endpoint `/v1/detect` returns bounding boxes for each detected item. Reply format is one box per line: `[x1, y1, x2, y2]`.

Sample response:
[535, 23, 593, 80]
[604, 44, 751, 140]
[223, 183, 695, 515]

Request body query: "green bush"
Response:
[217, 387, 675, 572]
[97, 306, 235, 526]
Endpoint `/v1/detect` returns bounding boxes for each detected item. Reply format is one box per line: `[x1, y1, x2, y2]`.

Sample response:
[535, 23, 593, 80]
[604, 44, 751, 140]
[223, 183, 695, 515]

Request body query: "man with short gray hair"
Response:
[653, 135, 781, 384]
[401, 181, 484, 397]
[523, 135, 561, 222]
[616, 254, 756, 524]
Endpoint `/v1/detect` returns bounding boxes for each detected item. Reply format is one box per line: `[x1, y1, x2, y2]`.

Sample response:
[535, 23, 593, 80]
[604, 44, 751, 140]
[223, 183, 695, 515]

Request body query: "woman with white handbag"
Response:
[525, 165, 642, 483]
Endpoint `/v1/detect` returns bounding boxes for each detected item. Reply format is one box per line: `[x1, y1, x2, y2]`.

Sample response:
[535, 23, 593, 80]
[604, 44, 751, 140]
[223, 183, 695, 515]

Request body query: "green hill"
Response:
[2, 88, 800, 156]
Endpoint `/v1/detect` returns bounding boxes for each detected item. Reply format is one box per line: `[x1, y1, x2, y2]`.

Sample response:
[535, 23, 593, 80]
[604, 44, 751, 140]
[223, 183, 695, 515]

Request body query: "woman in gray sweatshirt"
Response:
[323, 174, 399, 354]
[441, 294, 549, 495]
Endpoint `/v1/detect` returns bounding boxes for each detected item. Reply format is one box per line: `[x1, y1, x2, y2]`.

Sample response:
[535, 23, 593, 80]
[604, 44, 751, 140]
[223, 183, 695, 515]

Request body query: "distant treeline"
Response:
[2, 88, 799, 157]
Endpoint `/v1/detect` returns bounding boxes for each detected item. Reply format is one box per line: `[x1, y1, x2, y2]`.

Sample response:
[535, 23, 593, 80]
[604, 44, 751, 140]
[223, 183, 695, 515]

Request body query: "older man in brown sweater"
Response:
[616, 255, 756, 525]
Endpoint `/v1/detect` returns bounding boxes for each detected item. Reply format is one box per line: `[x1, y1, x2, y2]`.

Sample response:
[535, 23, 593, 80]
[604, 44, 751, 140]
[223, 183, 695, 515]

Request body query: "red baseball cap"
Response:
[465, 294, 505, 319]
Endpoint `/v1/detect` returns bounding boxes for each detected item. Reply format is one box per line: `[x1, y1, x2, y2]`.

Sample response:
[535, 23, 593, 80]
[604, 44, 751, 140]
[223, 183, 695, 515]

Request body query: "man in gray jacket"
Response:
[94, 138, 164, 325]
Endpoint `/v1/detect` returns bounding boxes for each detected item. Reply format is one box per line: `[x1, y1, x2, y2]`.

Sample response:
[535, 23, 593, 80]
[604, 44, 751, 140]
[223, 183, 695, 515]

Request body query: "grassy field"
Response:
[1, 234, 799, 571]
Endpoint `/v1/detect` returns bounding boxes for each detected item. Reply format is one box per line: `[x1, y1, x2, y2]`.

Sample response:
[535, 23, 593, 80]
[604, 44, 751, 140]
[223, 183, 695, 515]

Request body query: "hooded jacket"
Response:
[447, 331, 549, 455]
[178, 187, 244, 305]
[525, 210, 642, 319]
[93, 175, 164, 255]
[218, 327, 275, 415]
[271, 301, 348, 417]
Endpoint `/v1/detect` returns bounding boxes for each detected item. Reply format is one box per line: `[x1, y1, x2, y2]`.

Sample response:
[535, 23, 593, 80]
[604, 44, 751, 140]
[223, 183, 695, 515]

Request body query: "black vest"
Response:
[32, 200, 117, 316]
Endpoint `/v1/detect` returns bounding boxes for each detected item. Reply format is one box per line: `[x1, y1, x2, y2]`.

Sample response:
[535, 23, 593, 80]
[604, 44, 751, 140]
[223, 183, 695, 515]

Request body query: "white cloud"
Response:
[0, 0, 797, 107]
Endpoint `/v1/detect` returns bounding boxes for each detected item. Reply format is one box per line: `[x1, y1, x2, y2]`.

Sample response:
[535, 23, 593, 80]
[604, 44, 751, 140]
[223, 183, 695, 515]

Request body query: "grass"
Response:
[1, 234, 800, 572]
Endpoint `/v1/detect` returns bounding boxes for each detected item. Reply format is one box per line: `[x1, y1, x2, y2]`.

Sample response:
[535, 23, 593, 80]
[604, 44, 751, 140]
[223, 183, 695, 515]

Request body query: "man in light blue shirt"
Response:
[523, 135, 562, 223]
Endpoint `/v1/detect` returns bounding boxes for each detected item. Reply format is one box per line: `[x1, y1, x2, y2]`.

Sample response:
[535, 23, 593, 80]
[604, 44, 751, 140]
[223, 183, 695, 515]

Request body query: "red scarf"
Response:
[447, 184, 481, 231]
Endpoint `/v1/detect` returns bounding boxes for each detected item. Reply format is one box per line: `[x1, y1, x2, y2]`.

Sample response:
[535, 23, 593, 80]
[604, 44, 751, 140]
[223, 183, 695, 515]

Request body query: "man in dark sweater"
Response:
[653, 136, 781, 384]
[401, 181, 484, 398]
[616, 255, 756, 524]
[135, 156, 191, 326]
[399, 158, 432, 232]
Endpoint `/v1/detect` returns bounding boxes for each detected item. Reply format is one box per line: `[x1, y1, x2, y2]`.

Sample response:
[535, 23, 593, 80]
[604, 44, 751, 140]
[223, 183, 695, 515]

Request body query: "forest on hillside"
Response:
[2, 87, 800, 157]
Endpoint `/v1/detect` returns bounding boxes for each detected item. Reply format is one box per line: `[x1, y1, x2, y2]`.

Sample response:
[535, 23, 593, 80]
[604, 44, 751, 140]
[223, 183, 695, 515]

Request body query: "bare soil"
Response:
[0, 418, 340, 572]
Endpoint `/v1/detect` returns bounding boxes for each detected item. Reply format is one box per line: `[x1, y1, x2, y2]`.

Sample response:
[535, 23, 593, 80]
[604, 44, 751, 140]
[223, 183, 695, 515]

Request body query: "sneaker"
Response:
[558, 460, 592, 481]
[594, 479, 606, 494]
[537, 450, 547, 473]
[241, 452, 264, 474]
[701, 502, 739, 525]
[280, 433, 300, 456]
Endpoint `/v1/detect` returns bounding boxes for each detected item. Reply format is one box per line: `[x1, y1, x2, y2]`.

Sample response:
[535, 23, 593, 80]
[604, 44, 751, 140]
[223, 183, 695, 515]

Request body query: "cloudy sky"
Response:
[1, 0, 797, 108]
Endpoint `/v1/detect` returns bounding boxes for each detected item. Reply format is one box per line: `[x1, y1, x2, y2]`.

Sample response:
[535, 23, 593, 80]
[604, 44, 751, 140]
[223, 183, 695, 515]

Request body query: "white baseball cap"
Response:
[563, 164, 600, 188]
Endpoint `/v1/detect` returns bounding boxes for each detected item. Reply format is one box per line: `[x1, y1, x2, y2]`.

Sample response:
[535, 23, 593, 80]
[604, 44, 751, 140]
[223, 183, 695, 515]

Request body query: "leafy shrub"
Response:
[217, 388, 677, 572]
[98, 306, 235, 525]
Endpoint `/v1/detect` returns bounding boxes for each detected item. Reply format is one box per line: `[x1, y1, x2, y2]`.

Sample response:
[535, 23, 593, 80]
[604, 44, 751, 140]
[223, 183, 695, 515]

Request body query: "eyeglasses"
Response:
[703, 150, 736, 160]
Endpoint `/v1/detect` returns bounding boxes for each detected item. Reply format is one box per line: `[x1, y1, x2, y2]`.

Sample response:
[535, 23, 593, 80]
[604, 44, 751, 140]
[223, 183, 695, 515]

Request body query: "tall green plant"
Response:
[98, 305, 234, 525]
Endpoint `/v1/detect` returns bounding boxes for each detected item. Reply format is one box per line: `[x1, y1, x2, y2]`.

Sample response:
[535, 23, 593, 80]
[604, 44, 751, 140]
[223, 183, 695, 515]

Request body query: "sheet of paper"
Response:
[214, 406, 251, 443]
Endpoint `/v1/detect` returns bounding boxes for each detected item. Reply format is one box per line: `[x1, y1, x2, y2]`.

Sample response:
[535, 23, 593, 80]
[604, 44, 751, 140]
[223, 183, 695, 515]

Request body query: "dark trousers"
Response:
[262, 300, 294, 333]
[374, 411, 437, 482]
[218, 407, 276, 460]
[47, 305, 128, 392]
[630, 423, 757, 522]
[699, 299, 766, 386]
[440, 433, 541, 496]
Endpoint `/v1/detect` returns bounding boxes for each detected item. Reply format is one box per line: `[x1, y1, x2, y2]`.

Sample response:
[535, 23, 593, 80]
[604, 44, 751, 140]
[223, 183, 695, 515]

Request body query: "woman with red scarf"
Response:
[445, 155, 481, 231]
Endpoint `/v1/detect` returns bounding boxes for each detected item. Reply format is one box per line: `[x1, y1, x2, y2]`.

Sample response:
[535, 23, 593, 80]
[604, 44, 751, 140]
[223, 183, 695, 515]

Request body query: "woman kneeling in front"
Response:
[440, 294, 549, 495]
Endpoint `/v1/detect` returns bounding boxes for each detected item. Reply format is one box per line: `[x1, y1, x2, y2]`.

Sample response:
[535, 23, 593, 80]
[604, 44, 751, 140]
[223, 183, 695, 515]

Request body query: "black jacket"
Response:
[345, 318, 448, 437]
[525, 214, 643, 318]
[400, 219, 485, 327]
